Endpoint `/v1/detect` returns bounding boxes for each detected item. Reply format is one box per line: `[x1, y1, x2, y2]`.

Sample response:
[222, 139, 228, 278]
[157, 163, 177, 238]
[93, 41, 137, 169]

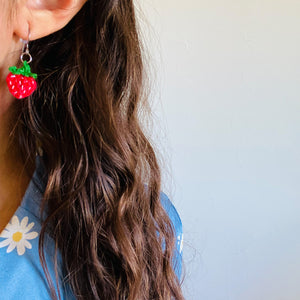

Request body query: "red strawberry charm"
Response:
[6, 61, 37, 99]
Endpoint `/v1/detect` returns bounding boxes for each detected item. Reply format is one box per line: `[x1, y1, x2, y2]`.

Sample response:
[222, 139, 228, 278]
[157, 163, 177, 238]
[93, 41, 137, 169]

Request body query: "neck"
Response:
[0, 88, 33, 225]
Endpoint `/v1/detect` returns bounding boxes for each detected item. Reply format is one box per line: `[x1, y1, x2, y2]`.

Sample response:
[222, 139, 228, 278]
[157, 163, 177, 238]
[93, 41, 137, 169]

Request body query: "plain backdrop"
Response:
[138, 1, 300, 299]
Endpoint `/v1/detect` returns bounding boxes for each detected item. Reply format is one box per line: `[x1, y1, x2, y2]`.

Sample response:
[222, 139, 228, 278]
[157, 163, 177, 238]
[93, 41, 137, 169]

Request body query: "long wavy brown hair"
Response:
[10, 0, 184, 299]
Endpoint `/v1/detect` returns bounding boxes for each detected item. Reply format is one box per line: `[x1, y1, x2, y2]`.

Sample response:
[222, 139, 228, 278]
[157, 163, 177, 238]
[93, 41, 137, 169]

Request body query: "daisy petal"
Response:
[24, 231, 38, 240]
[23, 222, 34, 233]
[7, 241, 17, 253]
[24, 240, 32, 249]
[0, 238, 12, 248]
[11, 216, 20, 226]
[5, 223, 14, 231]
[17, 243, 26, 256]
[0, 230, 12, 238]
[20, 217, 29, 228]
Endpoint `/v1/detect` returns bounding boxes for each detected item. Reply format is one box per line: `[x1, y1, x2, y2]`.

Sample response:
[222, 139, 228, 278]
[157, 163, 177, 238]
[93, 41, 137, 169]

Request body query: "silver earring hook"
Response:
[20, 28, 32, 64]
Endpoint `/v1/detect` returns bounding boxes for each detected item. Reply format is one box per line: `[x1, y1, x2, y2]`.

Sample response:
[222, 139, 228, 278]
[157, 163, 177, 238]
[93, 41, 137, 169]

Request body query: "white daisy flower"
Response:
[0, 215, 38, 256]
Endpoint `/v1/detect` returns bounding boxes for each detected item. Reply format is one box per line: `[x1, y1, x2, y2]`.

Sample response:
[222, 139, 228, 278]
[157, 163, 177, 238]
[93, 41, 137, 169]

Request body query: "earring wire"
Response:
[20, 28, 32, 64]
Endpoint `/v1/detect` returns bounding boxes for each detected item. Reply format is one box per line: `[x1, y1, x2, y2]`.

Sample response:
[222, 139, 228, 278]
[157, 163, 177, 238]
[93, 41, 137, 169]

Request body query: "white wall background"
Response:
[138, 1, 300, 299]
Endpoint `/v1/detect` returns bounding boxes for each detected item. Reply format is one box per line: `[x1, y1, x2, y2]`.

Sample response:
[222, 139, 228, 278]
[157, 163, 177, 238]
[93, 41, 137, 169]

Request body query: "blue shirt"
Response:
[0, 155, 183, 299]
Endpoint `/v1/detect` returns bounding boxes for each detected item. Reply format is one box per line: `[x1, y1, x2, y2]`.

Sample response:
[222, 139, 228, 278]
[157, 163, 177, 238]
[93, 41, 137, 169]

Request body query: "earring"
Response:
[6, 29, 38, 99]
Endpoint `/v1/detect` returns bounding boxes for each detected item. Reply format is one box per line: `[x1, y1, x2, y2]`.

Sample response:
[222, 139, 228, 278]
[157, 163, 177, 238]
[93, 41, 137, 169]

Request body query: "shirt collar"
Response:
[20, 154, 48, 221]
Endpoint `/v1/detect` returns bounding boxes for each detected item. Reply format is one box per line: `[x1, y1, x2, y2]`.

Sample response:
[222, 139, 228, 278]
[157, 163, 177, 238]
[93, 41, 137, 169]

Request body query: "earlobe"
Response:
[14, 0, 87, 41]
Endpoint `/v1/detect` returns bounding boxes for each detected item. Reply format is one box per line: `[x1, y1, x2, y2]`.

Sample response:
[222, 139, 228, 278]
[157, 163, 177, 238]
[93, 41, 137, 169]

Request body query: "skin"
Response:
[0, 1, 31, 233]
[0, 0, 86, 233]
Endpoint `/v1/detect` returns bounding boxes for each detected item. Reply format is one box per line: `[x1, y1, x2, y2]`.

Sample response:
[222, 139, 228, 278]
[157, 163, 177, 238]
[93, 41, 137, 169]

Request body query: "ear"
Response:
[14, 0, 87, 41]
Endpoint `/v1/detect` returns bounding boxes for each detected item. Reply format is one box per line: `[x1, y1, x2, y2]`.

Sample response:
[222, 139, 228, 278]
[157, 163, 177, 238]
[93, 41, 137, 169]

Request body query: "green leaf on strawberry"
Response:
[8, 61, 37, 79]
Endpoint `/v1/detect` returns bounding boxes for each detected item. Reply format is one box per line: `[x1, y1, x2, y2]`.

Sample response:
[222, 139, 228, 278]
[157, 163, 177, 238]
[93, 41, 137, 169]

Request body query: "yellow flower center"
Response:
[12, 231, 23, 242]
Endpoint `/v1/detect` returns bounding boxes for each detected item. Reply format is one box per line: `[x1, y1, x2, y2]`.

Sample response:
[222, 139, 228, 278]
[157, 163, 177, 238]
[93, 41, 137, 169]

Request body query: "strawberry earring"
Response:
[6, 29, 38, 99]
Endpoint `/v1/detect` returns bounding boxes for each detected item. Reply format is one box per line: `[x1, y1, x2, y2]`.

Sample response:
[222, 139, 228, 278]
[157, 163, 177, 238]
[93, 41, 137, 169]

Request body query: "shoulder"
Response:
[160, 191, 183, 238]
[160, 191, 183, 279]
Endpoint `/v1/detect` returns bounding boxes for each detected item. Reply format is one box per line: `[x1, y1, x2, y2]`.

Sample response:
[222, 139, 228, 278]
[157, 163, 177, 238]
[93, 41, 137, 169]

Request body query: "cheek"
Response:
[0, 8, 16, 73]
[0, 29, 11, 58]
[0, 5, 17, 69]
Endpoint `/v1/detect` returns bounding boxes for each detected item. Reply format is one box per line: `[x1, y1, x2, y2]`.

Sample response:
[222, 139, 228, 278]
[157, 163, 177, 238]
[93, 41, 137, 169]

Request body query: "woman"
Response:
[0, 0, 183, 299]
